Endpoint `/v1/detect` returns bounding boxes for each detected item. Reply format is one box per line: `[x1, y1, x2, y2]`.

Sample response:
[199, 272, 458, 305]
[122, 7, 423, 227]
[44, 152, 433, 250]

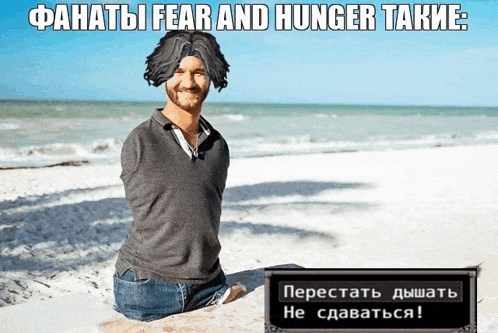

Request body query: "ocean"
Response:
[1, 99, 497, 168]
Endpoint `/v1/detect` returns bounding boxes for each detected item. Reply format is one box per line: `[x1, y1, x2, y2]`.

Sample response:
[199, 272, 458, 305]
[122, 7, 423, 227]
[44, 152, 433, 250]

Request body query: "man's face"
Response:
[166, 56, 210, 113]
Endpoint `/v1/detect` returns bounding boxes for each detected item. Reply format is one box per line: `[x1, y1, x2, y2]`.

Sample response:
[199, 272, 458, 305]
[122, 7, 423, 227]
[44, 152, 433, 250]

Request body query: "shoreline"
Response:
[0, 144, 497, 331]
[0, 160, 90, 171]
[0, 141, 496, 171]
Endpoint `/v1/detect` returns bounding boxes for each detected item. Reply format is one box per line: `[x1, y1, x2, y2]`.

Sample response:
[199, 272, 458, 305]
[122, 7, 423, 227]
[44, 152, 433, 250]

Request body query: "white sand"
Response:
[1, 144, 497, 331]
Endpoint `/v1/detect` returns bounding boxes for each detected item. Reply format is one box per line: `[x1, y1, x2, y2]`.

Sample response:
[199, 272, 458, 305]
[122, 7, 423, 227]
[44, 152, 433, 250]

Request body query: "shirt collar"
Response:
[151, 108, 173, 128]
[152, 108, 211, 136]
[198, 116, 211, 136]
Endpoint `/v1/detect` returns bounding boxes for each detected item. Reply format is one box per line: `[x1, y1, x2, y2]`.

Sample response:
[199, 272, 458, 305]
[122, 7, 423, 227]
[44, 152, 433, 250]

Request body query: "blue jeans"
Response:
[113, 268, 229, 321]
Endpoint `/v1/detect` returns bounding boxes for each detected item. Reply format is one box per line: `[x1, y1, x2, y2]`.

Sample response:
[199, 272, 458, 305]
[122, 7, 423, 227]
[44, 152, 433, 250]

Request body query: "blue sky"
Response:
[1, 1, 497, 106]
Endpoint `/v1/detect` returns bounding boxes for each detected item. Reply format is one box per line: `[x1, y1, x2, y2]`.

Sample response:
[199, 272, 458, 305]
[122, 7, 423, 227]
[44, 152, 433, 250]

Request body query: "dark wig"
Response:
[144, 30, 229, 92]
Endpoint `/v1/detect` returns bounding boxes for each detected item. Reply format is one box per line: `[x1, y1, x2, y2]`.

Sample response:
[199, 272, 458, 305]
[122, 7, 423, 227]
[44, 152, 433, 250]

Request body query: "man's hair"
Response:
[144, 30, 229, 92]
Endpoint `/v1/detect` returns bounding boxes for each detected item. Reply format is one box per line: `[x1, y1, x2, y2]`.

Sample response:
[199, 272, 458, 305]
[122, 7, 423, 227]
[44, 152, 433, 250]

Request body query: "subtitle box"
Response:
[264, 268, 477, 333]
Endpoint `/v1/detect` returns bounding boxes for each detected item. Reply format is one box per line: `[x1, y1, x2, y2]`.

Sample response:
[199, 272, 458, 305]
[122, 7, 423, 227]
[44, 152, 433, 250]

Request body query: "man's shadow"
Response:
[226, 263, 304, 294]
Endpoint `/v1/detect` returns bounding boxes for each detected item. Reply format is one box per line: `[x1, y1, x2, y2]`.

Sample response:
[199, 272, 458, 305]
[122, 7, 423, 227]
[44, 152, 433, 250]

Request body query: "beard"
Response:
[166, 86, 209, 113]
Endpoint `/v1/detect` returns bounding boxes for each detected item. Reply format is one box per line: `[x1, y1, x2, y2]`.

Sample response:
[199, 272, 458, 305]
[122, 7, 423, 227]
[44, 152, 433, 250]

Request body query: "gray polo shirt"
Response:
[115, 109, 229, 284]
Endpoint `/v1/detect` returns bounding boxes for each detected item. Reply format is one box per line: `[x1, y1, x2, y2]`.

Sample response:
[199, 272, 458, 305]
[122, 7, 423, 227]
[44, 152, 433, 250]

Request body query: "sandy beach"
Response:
[1, 144, 497, 332]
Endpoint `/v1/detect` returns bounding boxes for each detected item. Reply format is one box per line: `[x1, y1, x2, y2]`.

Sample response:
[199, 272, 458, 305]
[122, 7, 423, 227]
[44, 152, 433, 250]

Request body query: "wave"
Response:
[476, 132, 498, 140]
[0, 138, 123, 168]
[0, 123, 19, 130]
[214, 114, 252, 122]
[2, 129, 498, 168]
[228, 132, 498, 158]
[314, 113, 338, 119]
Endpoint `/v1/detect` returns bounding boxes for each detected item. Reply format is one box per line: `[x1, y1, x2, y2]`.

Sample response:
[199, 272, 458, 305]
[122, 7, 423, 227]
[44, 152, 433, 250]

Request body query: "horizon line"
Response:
[0, 97, 496, 109]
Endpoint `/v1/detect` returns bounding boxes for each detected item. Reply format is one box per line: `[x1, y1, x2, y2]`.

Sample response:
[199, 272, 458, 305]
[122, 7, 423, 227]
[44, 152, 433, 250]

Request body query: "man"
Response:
[113, 30, 245, 322]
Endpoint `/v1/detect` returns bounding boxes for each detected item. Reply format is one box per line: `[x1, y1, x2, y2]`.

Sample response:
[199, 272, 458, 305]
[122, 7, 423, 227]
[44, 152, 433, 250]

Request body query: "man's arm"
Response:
[120, 130, 141, 183]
